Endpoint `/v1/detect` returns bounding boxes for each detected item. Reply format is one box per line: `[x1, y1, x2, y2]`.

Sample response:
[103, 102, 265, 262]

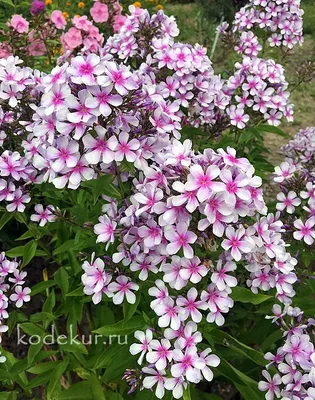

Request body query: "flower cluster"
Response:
[273, 127, 315, 246]
[225, 55, 294, 127]
[0, 56, 43, 213]
[125, 326, 220, 398]
[259, 305, 315, 400]
[0, 252, 31, 362]
[230, 0, 304, 55]
[80, 137, 297, 395]
[0, 1, 124, 64]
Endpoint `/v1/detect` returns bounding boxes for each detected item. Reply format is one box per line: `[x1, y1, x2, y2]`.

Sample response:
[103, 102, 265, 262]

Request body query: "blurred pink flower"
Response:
[62, 27, 83, 49]
[113, 15, 126, 32]
[51, 10, 67, 30]
[10, 15, 29, 34]
[90, 2, 109, 23]
[28, 40, 46, 56]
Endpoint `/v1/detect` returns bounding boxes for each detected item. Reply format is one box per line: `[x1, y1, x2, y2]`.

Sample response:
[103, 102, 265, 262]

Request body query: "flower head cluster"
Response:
[259, 305, 315, 400]
[80, 138, 296, 395]
[126, 326, 219, 398]
[0, 56, 44, 212]
[225, 55, 294, 127]
[0, 252, 31, 362]
[230, 0, 304, 55]
[273, 127, 315, 246]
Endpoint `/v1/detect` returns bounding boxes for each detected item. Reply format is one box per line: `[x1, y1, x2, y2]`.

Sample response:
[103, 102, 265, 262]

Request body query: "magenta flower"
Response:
[176, 287, 207, 323]
[30, 204, 56, 227]
[142, 368, 166, 399]
[6, 189, 30, 213]
[219, 169, 250, 206]
[83, 126, 118, 165]
[10, 286, 31, 308]
[154, 297, 181, 330]
[115, 132, 140, 163]
[258, 370, 281, 400]
[293, 217, 315, 245]
[222, 226, 253, 261]
[164, 222, 197, 259]
[276, 191, 301, 214]
[46, 137, 79, 172]
[10, 15, 29, 34]
[103, 62, 138, 95]
[171, 347, 205, 383]
[90, 1, 109, 23]
[107, 275, 139, 305]
[51, 10, 67, 30]
[41, 84, 71, 115]
[130, 255, 159, 281]
[94, 215, 116, 245]
[185, 164, 223, 202]
[85, 85, 123, 117]
[211, 260, 237, 291]
[162, 256, 188, 290]
[179, 257, 208, 284]
[129, 329, 153, 365]
[146, 338, 173, 370]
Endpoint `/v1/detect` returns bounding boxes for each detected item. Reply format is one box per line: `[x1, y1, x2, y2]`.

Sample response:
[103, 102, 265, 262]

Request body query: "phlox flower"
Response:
[10, 15, 29, 34]
[107, 275, 139, 305]
[276, 191, 301, 214]
[211, 260, 237, 291]
[129, 329, 153, 365]
[164, 223, 197, 259]
[293, 217, 315, 245]
[221, 226, 254, 261]
[51, 10, 67, 30]
[258, 370, 281, 400]
[94, 215, 116, 245]
[146, 338, 173, 370]
[10, 286, 31, 308]
[176, 287, 207, 323]
[6, 189, 30, 213]
[30, 204, 56, 227]
[90, 1, 109, 23]
[171, 347, 205, 383]
[185, 164, 223, 202]
[142, 368, 166, 399]
[83, 126, 118, 164]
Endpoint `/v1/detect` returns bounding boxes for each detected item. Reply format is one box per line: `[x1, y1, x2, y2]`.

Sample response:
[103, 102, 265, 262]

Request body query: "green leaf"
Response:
[22, 240, 38, 267]
[31, 280, 56, 296]
[231, 287, 272, 305]
[47, 357, 69, 400]
[89, 373, 106, 400]
[0, 212, 13, 230]
[209, 329, 266, 365]
[30, 312, 56, 324]
[102, 345, 135, 383]
[93, 316, 146, 336]
[19, 322, 45, 337]
[0, 392, 17, 400]
[255, 124, 288, 138]
[54, 267, 69, 297]
[27, 341, 43, 366]
[61, 340, 88, 355]
[57, 382, 93, 400]
[235, 383, 264, 400]
[27, 361, 62, 375]
[216, 359, 262, 399]
[53, 240, 75, 256]
[66, 286, 84, 297]
[183, 386, 191, 400]
[0, 0, 14, 6]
